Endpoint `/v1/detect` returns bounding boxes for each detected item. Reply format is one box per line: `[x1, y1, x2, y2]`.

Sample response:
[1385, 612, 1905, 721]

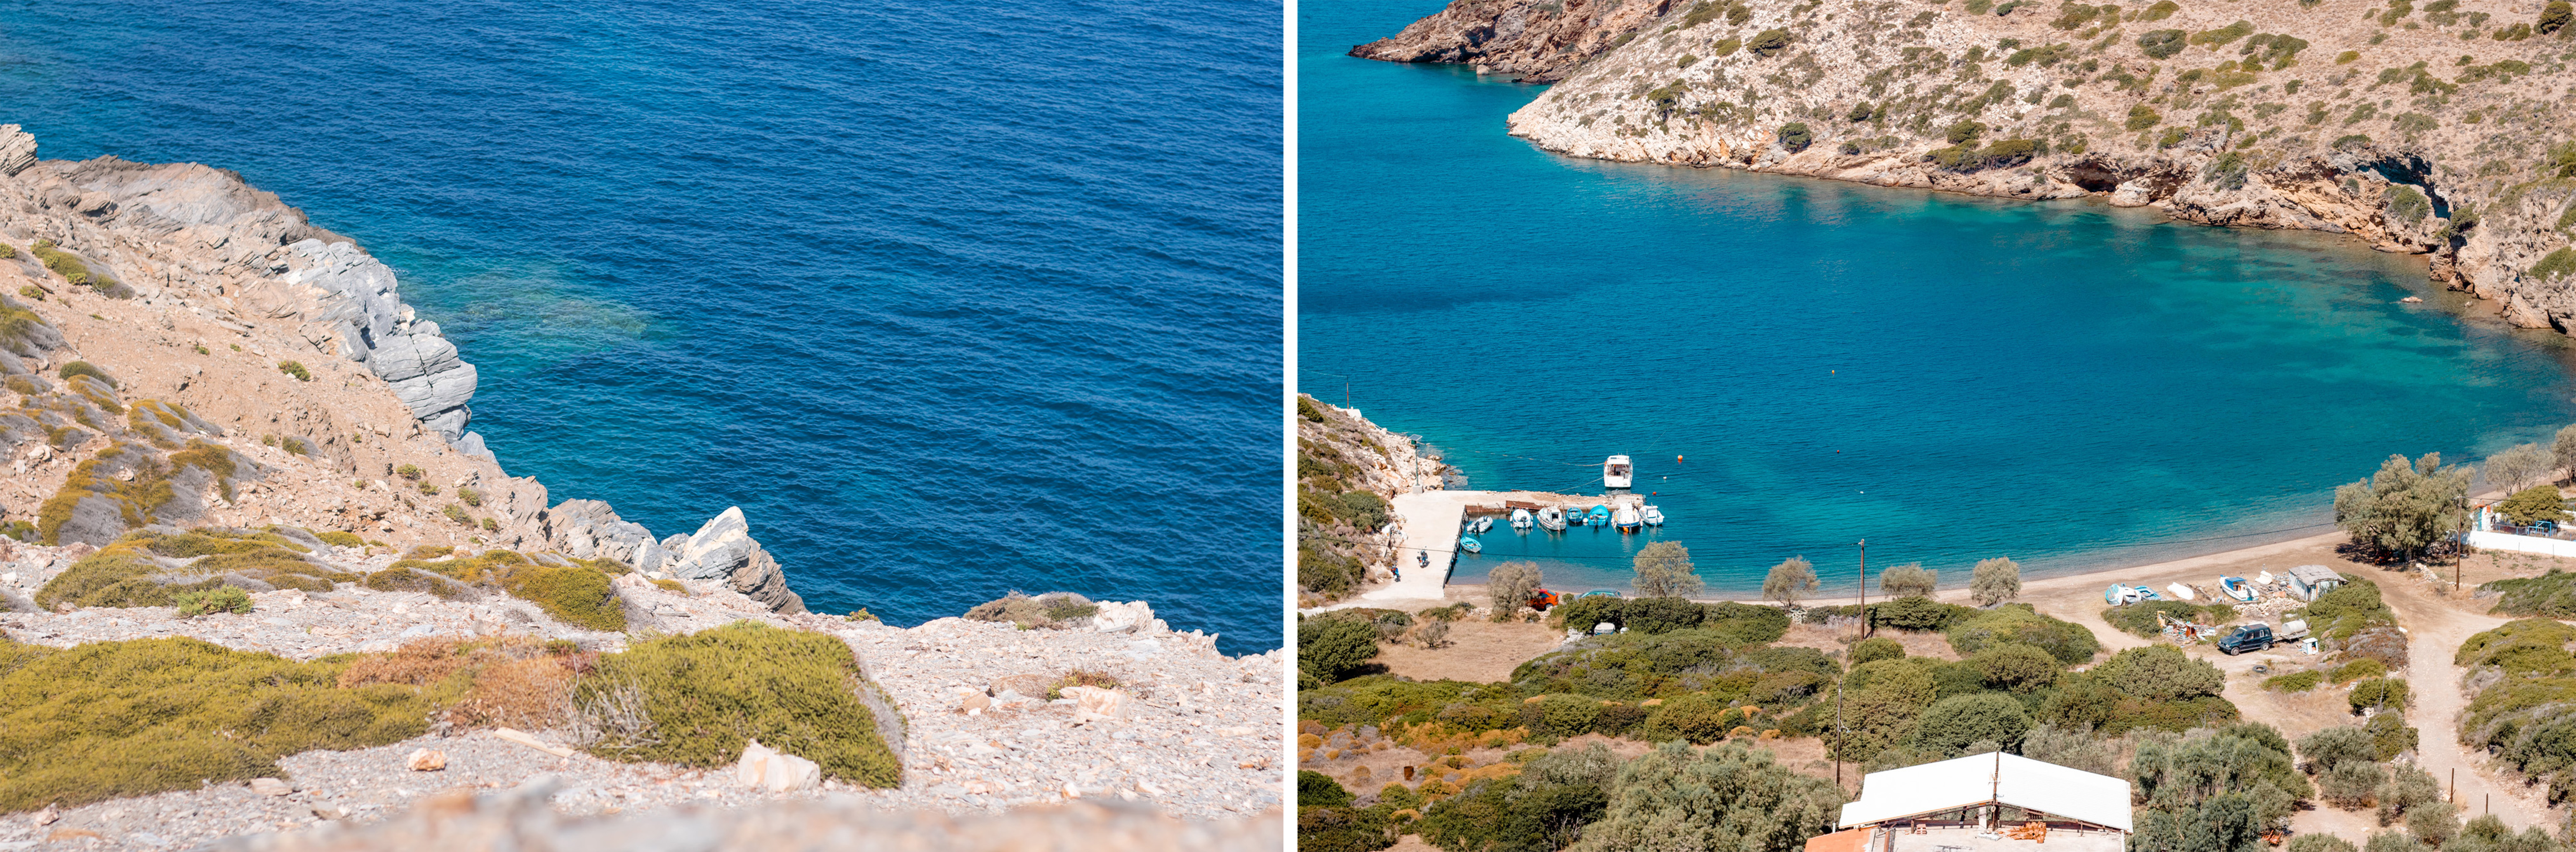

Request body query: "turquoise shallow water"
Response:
[1299, 0, 2576, 595]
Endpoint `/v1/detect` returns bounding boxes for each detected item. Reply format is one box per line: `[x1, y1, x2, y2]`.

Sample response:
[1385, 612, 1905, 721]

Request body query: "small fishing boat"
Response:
[2166, 582, 2197, 601]
[1510, 508, 1534, 531]
[1604, 455, 1635, 491]
[2255, 570, 2275, 586]
[2105, 584, 2129, 605]
[2218, 576, 2255, 603]
[1641, 505, 1665, 526]
[1458, 534, 1482, 554]
[1537, 506, 1568, 531]
[1470, 516, 1493, 534]
[2134, 586, 2162, 601]
[1613, 505, 1643, 532]
[1585, 505, 1611, 527]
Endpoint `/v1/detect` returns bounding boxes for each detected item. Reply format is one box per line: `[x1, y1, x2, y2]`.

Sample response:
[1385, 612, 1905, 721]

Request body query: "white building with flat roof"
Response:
[1804, 752, 2132, 852]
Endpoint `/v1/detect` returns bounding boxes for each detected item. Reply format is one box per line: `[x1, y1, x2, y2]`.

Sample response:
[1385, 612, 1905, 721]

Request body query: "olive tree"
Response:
[1971, 557, 2022, 606]
[2484, 442, 2556, 494]
[1633, 541, 1704, 599]
[2552, 423, 2576, 479]
[1879, 563, 1937, 598]
[2333, 453, 2472, 561]
[1763, 555, 1818, 608]
[1488, 561, 1544, 622]
[1568, 742, 1845, 852]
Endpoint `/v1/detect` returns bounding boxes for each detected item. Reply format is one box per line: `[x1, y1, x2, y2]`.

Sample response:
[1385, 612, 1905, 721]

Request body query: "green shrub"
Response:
[316, 530, 366, 548]
[2190, 19, 2254, 46]
[0, 636, 448, 811]
[29, 242, 115, 293]
[1913, 693, 2031, 755]
[2531, 247, 2576, 281]
[2137, 29, 2187, 58]
[1874, 596, 1976, 631]
[276, 361, 311, 381]
[1573, 743, 1844, 850]
[57, 360, 115, 389]
[1778, 122, 1814, 152]
[2127, 104, 2164, 130]
[2543, 0, 2573, 32]
[507, 564, 623, 631]
[1748, 28, 1792, 56]
[458, 487, 483, 507]
[2266, 671, 2325, 692]
[444, 503, 471, 525]
[1301, 616, 1381, 684]
[2140, 0, 2179, 19]
[2388, 186, 2432, 222]
[173, 586, 253, 617]
[1642, 692, 1748, 744]
[2332, 658, 2388, 683]
[576, 622, 902, 787]
[2365, 709, 2418, 760]
[2349, 678, 2409, 714]
[1848, 636, 1905, 666]
[1946, 605, 2098, 663]
[395, 464, 423, 480]
[1970, 643, 2062, 693]
[1300, 770, 1354, 807]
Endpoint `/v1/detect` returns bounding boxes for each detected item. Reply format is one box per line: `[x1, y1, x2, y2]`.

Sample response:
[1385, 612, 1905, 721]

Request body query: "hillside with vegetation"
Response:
[1362, 0, 2576, 330]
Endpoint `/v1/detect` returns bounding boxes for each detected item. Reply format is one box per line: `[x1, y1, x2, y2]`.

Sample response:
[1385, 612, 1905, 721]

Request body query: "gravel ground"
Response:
[0, 543, 1286, 851]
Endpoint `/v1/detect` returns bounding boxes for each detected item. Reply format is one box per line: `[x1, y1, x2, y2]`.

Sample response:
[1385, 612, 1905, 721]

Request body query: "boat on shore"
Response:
[1510, 507, 1533, 531]
[1613, 505, 1642, 532]
[1537, 506, 1568, 531]
[1459, 534, 1481, 554]
[2166, 582, 2197, 601]
[2218, 576, 2254, 602]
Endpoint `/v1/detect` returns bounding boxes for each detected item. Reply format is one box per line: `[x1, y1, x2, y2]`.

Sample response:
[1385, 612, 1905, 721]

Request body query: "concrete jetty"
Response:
[1308, 488, 1646, 613]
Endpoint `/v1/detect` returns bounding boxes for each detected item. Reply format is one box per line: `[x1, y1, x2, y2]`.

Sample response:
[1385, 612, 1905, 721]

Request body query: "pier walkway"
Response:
[1305, 489, 1645, 614]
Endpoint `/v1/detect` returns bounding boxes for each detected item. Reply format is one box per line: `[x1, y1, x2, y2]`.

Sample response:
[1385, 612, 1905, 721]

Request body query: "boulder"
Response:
[667, 507, 803, 613]
[734, 739, 821, 793]
[286, 239, 478, 439]
[538, 499, 665, 572]
[1062, 686, 1130, 723]
[0, 125, 33, 177]
[406, 749, 447, 772]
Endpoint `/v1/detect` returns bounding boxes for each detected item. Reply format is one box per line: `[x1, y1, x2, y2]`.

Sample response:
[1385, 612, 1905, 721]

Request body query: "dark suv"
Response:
[2216, 624, 2275, 655]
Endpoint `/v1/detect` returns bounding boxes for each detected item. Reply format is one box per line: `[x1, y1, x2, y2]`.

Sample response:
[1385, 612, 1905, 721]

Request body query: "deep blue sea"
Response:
[1299, 1, 2576, 595]
[1, 0, 1282, 652]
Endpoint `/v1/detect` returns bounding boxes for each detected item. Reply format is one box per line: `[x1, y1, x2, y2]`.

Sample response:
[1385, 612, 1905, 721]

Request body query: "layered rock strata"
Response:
[0, 125, 803, 611]
[1361, 0, 2576, 329]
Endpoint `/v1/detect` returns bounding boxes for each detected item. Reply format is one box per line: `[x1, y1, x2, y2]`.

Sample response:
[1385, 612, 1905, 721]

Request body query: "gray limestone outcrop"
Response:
[285, 239, 484, 452]
[666, 506, 806, 614]
[537, 501, 804, 615]
[0, 125, 33, 178]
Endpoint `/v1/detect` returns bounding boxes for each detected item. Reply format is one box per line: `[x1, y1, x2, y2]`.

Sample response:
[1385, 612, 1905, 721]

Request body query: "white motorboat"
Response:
[1510, 507, 1534, 530]
[1613, 504, 1643, 532]
[1603, 455, 1634, 490]
[1641, 504, 1665, 525]
[1537, 506, 1568, 531]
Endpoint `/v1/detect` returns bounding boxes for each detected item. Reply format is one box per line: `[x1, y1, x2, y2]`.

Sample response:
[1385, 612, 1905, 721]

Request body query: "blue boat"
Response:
[1585, 505, 1611, 527]
[2104, 584, 2126, 605]
[1458, 534, 1482, 554]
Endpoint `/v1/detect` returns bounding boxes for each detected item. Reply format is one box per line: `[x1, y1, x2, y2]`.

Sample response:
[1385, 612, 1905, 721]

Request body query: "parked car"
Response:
[2216, 623, 2276, 655]
[1528, 588, 1560, 611]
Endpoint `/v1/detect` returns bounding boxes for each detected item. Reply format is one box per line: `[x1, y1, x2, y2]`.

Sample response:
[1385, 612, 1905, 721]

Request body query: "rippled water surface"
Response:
[1300, 0, 2576, 595]
[2, 0, 1282, 651]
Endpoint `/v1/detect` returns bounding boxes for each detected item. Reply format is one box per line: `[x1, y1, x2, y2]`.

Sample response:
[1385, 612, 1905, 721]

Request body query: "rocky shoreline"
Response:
[1356, 0, 2576, 330]
[0, 126, 1283, 849]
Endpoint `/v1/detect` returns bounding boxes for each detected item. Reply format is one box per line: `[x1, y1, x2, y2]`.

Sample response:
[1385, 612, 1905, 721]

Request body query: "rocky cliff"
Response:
[1361, 0, 2576, 329]
[0, 125, 800, 610]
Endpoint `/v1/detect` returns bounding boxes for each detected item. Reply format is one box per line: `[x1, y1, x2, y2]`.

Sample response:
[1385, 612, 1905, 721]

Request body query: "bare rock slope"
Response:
[1363, 0, 2576, 327]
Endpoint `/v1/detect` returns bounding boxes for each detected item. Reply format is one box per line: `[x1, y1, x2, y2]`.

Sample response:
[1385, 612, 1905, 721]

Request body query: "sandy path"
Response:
[2372, 574, 2557, 831]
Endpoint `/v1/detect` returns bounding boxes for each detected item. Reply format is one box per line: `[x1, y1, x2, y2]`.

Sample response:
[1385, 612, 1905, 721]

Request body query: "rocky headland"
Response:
[0, 127, 1281, 850]
[1357, 0, 2576, 329]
